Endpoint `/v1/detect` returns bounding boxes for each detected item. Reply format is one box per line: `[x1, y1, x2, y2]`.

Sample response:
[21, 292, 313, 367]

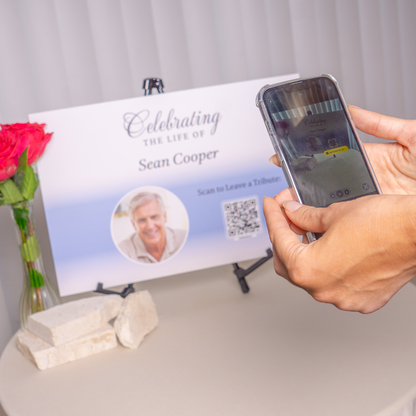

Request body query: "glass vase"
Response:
[10, 199, 60, 329]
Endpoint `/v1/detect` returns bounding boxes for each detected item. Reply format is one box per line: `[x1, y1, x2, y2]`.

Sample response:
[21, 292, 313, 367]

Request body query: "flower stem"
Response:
[35, 287, 45, 312]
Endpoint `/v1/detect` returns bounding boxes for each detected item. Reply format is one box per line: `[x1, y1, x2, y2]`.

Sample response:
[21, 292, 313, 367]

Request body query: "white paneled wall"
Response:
[358, 1, 387, 114]
[265, 0, 297, 76]
[1, 0, 416, 354]
[19, 0, 73, 111]
[0, 283, 12, 354]
[397, 0, 416, 119]
[0, 0, 38, 122]
[181, 0, 222, 87]
[379, 0, 405, 118]
[54, 0, 104, 105]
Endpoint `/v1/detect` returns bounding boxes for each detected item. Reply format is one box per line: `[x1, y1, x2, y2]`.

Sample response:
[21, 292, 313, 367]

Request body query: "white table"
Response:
[1, 261, 416, 416]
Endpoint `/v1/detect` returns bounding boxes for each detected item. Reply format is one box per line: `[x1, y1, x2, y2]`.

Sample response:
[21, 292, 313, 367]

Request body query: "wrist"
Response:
[407, 196, 416, 244]
[400, 195, 416, 274]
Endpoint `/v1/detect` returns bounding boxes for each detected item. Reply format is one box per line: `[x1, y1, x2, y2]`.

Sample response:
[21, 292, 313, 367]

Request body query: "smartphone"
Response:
[256, 74, 381, 241]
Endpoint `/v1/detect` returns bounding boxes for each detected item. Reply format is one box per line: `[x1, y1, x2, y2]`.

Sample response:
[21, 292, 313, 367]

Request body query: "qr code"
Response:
[222, 197, 261, 240]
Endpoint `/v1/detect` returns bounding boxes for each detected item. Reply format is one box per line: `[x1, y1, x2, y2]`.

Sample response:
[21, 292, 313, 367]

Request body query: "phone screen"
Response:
[263, 77, 379, 207]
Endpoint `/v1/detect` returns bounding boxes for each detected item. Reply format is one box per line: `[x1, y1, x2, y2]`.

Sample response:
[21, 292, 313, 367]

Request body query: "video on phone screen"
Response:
[264, 78, 378, 207]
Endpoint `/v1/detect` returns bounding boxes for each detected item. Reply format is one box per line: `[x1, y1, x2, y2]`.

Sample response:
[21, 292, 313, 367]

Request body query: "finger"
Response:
[276, 200, 307, 236]
[348, 105, 414, 145]
[281, 200, 331, 234]
[271, 244, 308, 288]
[263, 196, 306, 266]
[269, 154, 281, 167]
[289, 222, 308, 237]
[271, 245, 290, 280]
[271, 189, 305, 234]
[273, 188, 294, 205]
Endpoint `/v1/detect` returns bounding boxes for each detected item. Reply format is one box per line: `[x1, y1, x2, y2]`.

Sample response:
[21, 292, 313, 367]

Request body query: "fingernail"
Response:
[348, 104, 361, 109]
[282, 200, 302, 212]
[269, 155, 276, 165]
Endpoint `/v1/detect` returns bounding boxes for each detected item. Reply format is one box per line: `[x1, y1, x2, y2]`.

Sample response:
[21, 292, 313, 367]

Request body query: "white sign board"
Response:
[30, 74, 298, 296]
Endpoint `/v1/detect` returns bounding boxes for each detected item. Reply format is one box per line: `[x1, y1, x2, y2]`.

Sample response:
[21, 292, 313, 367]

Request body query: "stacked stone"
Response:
[17, 291, 158, 370]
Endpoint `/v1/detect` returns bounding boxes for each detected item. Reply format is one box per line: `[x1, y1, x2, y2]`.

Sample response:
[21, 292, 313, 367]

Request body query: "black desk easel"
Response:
[232, 249, 273, 293]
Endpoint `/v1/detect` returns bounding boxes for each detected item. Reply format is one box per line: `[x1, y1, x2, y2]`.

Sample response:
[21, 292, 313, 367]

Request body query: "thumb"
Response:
[263, 196, 306, 280]
[282, 200, 330, 234]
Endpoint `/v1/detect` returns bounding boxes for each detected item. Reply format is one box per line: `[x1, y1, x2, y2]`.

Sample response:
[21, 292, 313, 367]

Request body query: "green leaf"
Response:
[0, 179, 24, 204]
[20, 165, 39, 200]
[12, 206, 29, 221]
[12, 206, 29, 234]
[20, 235, 40, 262]
[13, 148, 28, 189]
[15, 217, 28, 233]
[29, 268, 44, 288]
[18, 148, 28, 170]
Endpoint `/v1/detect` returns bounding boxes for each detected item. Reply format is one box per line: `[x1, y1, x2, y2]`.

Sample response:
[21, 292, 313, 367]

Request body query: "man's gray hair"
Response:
[128, 192, 165, 219]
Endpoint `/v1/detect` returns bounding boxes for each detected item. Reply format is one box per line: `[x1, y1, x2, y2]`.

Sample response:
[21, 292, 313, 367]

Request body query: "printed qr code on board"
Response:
[222, 197, 261, 240]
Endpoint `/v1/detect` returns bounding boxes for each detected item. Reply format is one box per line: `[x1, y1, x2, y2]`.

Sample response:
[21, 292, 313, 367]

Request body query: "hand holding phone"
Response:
[260, 95, 416, 313]
[263, 192, 416, 313]
[256, 74, 381, 241]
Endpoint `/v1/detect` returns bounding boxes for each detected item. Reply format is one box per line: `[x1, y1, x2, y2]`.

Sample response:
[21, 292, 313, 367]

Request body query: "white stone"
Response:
[27, 295, 123, 346]
[17, 324, 118, 370]
[114, 291, 158, 349]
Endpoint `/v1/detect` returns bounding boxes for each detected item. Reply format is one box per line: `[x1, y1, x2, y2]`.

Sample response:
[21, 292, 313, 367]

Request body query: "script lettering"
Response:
[123, 109, 222, 138]
[124, 110, 150, 138]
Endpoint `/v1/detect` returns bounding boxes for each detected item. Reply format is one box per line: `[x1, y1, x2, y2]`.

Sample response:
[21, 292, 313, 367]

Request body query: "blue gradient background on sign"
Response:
[44, 168, 286, 265]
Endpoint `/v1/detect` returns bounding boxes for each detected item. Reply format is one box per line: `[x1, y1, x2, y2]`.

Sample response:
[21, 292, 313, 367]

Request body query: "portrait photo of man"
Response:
[116, 191, 188, 264]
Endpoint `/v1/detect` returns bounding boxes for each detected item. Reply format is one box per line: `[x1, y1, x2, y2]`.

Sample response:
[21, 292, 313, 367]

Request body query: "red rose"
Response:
[0, 129, 21, 181]
[0, 123, 52, 166]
